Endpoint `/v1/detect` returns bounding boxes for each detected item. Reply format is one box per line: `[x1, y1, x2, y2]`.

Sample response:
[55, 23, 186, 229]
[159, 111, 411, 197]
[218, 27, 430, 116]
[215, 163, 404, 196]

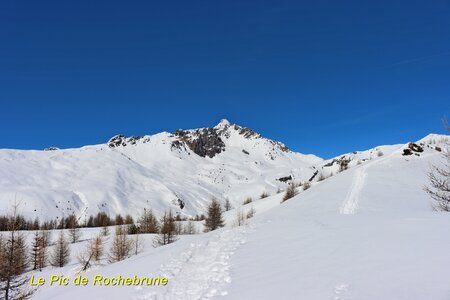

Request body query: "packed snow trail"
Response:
[137, 226, 251, 300]
[340, 154, 392, 214]
[340, 167, 367, 214]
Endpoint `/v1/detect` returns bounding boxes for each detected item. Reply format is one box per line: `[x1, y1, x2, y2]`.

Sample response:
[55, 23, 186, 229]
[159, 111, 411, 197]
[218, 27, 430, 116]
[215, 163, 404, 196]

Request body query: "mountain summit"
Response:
[0, 120, 321, 220]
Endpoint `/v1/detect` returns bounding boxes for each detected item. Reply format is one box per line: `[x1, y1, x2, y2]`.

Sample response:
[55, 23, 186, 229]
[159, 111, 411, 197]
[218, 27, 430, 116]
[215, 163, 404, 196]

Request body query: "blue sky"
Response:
[1, 1, 449, 158]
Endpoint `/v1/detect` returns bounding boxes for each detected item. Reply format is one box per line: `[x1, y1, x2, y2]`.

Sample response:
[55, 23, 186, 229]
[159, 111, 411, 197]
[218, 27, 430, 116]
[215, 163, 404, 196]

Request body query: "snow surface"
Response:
[13, 133, 450, 300]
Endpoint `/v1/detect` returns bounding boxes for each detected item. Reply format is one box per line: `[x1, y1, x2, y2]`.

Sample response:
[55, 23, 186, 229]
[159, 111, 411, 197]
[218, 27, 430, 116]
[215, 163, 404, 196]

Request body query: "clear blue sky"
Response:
[1, 1, 449, 158]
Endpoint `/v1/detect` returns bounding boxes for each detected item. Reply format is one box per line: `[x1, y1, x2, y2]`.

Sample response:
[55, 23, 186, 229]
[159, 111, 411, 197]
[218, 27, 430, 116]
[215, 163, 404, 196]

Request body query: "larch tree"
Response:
[204, 197, 225, 232]
[30, 232, 47, 271]
[0, 202, 32, 300]
[139, 208, 159, 234]
[50, 230, 70, 268]
[108, 226, 132, 263]
[153, 211, 178, 246]
[67, 214, 82, 243]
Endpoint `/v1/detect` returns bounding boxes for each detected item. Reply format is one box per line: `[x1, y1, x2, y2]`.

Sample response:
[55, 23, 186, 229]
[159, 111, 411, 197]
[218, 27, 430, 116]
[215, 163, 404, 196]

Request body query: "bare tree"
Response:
[132, 234, 143, 256]
[30, 232, 47, 271]
[108, 226, 132, 263]
[235, 209, 246, 227]
[41, 230, 52, 247]
[91, 234, 104, 262]
[101, 226, 110, 237]
[183, 220, 197, 235]
[0, 202, 32, 300]
[153, 211, 178, 247]
[78, 234, 103, 271]
[425, 120, 450, 211]
[50, 230, 70, 268]
[224, 198, 232, 211]
[204, 198, 225, 232]
[139, 208, 159, 234]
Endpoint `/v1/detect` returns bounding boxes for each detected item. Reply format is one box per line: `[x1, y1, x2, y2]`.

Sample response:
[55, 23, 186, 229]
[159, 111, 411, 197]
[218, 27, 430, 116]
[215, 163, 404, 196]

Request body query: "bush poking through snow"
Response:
[243, 197, 253, 205]
[235, 209, 246, 227]
[246, 207, 256, 219]
[282, 183, 298, 202]
[260, 192, 270, 199]
[303, 181, 312, 191]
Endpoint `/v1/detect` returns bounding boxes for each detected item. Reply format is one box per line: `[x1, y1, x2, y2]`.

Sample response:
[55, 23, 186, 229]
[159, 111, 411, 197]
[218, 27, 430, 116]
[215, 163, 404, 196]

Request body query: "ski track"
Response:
[340, 167, 367, 214]
[340, 154, 391, 215]
[137, 226, 251, 300]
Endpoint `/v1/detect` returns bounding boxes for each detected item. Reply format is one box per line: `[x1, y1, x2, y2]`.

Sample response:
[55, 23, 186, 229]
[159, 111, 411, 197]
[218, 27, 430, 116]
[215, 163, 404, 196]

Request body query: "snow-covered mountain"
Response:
[26, 131, 450, 300]
[0, 119, 322, 220]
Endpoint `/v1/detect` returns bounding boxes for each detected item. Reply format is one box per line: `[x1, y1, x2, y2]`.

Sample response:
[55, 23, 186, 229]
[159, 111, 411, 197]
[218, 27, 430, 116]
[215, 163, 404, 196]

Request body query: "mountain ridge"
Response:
[0, 119, 447, 223]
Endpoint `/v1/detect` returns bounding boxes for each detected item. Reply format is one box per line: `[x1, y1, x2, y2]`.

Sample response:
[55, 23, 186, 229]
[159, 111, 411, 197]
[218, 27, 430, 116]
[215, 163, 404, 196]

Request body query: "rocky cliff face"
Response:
[174, 128, 226, 158]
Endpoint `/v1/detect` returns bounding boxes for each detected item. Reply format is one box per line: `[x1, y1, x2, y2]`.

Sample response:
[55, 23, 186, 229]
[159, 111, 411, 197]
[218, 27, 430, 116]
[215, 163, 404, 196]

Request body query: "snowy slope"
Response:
[0, 119, 322, 220]
[27, 134, 450, 300]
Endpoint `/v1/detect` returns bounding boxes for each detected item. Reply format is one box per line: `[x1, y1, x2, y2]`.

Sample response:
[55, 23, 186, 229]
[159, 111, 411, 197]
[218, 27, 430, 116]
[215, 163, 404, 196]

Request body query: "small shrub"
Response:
[246, 207, 256, 219]
[260, 192, 269, 199]
[282, 183, 298, 202]
[303, 181, 312, 191]
[243, 197, 253, 205]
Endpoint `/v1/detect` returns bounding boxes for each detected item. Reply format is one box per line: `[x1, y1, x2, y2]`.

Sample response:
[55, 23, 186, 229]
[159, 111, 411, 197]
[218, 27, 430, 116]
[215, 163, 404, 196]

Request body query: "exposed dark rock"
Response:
[402, 142, 424, 156]
[277, 175, 292, 182]
[242, 149, 250, 155]
[44, 147, 60, 151]
[171, 140, 187, 152]
[174, 128, 225, 158]
[402, 149, 413, 156]
[107, 134, 149, 148]
[177, 199, 185, 210]
[408, 142, 424, 153]
[308, 170, 319, 182]
[323, 159, 336, 167]
[108, 135, 126, 148]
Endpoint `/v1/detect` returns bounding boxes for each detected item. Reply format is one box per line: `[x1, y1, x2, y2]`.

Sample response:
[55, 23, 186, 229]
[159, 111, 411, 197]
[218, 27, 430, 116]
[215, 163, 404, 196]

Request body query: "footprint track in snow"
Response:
[137, 226, 251, 300]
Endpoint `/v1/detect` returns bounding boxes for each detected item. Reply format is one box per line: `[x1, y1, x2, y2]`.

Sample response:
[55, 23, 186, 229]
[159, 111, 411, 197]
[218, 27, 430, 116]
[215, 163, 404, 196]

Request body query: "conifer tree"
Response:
[50, 231, 70, 268]
[153, 211, 178, 246]
[139, 208, 159, 233]
[108, 226, 132, 263]
[0, 203, 32, 300]
[204, 197, 225, 232]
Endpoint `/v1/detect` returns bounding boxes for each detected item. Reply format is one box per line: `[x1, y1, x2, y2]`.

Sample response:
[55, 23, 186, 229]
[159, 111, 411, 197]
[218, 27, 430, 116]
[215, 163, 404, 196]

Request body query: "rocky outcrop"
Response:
[402, 142, 424, 156]
[277, 175, 292, 182]
[174, 128, 225, 158]
[107, 135, 150, 148]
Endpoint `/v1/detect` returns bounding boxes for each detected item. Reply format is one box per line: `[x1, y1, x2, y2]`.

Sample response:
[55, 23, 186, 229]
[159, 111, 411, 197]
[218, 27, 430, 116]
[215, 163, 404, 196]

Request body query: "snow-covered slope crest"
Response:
[0, 119, 322, 221]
